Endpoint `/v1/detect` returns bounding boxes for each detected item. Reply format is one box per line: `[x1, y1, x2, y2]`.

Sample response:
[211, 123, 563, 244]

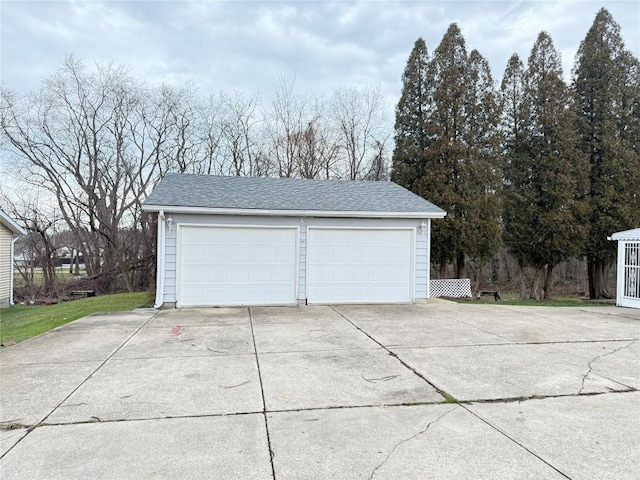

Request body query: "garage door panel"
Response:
[330, 267, 350, 282]
[178, 226, 297, 307]
[307, 228, 412, 304]
[181, 248, 204, 263]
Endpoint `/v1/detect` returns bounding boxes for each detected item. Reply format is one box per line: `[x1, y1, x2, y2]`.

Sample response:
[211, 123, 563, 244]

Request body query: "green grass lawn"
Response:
[452, 293, 610, 307]
[14, 268, 86, 288]
[0, 292, 153, 345]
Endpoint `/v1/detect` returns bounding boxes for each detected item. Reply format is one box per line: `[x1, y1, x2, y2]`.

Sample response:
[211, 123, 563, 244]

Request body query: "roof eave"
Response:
[0, 211, 27, 235]
[141, 204, 447, 219]
[609, 230, 640, 241]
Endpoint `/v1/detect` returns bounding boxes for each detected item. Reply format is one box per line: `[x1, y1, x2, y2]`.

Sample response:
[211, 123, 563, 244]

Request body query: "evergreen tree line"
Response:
[391, 8, 640, 299]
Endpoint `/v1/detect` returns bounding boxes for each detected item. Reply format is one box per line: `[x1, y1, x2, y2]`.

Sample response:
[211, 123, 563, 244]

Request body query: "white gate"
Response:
[622, 242, 640, 308]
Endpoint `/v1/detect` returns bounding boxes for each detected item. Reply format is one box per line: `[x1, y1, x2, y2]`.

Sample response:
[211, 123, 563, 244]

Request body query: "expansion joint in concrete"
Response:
[0, 310, 161, 461]
[329, 306, 455, 403]
[463, 405, 573, 479]
[248, 307, 277, 480]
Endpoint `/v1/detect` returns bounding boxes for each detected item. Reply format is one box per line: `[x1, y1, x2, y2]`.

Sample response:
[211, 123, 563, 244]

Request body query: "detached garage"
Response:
[142, 174, 445, 308]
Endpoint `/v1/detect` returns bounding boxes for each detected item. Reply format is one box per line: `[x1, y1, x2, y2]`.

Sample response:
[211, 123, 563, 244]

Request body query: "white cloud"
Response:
[1, 0, 638, 116]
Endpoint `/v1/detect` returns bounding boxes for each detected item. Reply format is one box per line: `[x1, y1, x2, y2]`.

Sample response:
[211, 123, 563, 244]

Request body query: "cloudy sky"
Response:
[1, 1, 639, 114]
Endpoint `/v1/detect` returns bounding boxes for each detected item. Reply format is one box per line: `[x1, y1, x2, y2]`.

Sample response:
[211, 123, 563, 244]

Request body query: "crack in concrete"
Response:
[206, 346, 228, 354]
[218, 380, 251, 389]
[367, 406, 459, 480]
[466, 388, 636, 405]
[361, 374, 399, 383]
[578, 339, 637, 394]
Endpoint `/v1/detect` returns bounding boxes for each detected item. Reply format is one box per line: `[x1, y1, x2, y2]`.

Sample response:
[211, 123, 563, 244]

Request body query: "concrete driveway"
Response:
[1, 301, 638, 479]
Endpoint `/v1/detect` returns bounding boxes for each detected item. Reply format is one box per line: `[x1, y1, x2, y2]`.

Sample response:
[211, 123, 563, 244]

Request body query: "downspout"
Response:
[9, 235, 18, 306]
[425, 219, 431, 300]
[154, 211, 166, 309]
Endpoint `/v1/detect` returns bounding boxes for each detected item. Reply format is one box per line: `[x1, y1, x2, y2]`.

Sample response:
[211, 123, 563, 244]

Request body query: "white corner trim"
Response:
[142, 204, 447, 219]
[154, 211, 166, 309]
[9, 235, 18, 305]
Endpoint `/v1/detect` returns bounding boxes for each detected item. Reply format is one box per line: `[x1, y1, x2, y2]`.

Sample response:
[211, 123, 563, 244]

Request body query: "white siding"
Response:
[164, 228, 177, 303]
[415, 228, 428, 299]
[0, 224, 12, 306]
[158, 214, 431, 306]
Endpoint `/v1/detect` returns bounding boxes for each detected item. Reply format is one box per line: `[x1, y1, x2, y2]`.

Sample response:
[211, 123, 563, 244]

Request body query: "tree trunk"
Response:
[439, 261, 447, 279]
[530, 268, 543, 300]
[74, 252, 80, 275]
[588, 258, 613, 299]
[543, 264, 555, 300]
[456, 252, 467, 279]
[474, 262, 484, 294]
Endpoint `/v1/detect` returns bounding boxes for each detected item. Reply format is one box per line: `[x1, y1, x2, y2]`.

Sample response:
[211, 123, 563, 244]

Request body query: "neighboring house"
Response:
[610, 228, 640, 309]
[143, 174, 446, 308]
[0, 209, 27, 308]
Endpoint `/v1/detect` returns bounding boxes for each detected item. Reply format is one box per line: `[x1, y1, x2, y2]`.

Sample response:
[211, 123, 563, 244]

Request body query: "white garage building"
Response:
[143, 174, 446, 308]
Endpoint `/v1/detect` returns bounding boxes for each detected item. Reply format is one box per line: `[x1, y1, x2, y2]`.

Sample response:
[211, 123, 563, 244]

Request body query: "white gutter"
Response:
[154, 210, 166, 309]
[9, 235, 18, 305]
[142, 204, 447, 219]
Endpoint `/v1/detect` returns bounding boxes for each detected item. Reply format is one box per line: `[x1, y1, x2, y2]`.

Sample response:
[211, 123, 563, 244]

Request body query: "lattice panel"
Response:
[429, 279, 472, 298]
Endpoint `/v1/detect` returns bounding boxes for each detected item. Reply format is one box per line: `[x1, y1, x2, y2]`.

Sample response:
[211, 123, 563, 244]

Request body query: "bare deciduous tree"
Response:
[331, 85, 389, 180]
[221, 92, 263, 176]
[1, 56, 158, 292]
[0, 55, 396, 298]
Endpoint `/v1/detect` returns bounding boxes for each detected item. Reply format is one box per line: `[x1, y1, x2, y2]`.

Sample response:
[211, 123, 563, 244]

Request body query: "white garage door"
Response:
[307, 228, 413, 304]
[178, 226, 297, 307]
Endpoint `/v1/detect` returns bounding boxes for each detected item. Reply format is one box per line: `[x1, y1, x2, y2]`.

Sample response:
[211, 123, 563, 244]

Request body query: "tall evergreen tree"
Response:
[392, 25, 502, 279]
[501, 53, 535, 297]
[503, 32, 589, 299]
[391, 38, 432, 191]
[427, 24, 503, 277]
[573, 8, 640, 299]
[459, 50, 503, 268]
[427, 24, 469, 276]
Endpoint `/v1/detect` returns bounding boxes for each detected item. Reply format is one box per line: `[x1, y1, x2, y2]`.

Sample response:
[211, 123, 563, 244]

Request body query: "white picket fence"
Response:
[429, 279, 472, 298]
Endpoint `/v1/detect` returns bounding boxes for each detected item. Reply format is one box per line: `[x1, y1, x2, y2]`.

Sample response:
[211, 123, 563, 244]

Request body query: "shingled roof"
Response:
[142, 174, 446, 218]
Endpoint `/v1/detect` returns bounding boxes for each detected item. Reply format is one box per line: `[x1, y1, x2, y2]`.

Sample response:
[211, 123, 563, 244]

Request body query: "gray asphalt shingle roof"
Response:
[143, 174, 445, 216]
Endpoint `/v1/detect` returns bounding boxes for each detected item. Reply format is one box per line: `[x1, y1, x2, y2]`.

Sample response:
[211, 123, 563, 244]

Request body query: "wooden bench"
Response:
[476, 290, 501, 301]
[69, 290, 96, 298]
